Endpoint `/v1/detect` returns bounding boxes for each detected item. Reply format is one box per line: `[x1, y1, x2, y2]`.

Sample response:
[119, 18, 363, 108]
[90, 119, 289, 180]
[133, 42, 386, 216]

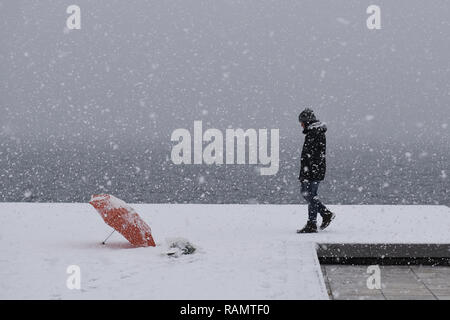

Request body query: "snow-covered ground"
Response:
[1, 203, 449, 300]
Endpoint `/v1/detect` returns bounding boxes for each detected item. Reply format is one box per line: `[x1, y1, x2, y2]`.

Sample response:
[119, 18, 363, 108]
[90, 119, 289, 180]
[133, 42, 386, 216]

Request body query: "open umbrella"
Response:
[89, 194, 156, 247]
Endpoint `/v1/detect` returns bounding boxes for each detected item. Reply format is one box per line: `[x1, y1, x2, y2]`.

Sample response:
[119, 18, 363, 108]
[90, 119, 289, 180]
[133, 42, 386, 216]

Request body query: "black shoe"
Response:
[320, 210, 336, 230]
[297, 221, 318, 233]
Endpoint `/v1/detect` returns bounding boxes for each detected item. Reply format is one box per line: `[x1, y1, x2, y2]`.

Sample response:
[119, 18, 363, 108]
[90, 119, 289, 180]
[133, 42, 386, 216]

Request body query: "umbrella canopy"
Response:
[89, 194, 156, 247]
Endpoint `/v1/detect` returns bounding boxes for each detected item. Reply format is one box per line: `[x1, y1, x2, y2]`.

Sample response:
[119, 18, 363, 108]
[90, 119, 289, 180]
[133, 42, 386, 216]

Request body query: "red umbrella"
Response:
[89, 194, 156, 247]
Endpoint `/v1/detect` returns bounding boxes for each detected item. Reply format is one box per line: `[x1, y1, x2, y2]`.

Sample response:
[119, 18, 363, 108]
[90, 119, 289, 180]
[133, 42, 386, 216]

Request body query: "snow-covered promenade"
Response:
[1, 203, 449, 299]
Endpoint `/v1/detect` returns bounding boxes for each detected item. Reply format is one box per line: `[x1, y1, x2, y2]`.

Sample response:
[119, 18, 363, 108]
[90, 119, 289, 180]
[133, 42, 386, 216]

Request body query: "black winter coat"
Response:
[299, 121, 327, 181]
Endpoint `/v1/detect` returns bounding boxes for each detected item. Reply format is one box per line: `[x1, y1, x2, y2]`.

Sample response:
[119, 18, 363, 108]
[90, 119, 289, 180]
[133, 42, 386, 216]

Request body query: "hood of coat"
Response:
[303, 121, 327, 134]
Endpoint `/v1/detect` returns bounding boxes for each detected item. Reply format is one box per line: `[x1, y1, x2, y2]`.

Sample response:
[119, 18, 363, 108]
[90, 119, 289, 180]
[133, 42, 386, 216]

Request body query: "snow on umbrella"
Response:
[89, 194, 156, 247]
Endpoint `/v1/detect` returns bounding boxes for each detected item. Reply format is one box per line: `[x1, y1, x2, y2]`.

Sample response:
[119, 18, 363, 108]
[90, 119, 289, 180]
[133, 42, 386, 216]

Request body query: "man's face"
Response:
[301, 122, 305, 129]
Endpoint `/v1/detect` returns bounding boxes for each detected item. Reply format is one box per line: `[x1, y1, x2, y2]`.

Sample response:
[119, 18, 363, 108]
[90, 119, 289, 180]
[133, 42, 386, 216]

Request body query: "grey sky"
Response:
[1, 0, 449, 147]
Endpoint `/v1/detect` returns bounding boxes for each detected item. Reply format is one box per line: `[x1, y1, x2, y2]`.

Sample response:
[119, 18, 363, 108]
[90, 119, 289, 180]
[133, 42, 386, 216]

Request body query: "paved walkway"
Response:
[322, 265, 450, 300]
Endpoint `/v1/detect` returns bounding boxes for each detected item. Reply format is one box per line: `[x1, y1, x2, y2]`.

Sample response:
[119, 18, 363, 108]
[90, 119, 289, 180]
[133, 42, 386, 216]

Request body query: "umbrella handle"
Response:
[102, 230, 116, 245]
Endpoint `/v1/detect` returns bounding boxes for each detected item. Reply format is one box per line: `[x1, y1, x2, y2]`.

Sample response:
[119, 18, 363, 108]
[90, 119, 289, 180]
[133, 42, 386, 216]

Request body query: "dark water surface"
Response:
[0, 139, 448, 206]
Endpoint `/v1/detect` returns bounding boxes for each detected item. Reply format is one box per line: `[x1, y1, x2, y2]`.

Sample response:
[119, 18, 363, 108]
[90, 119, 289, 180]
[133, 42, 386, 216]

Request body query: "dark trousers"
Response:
[301, 180, 328, 223]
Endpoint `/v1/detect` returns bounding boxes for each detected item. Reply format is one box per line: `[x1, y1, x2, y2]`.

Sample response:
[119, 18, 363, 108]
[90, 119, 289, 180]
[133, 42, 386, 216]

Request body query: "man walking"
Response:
[297, 108, 335, 233]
